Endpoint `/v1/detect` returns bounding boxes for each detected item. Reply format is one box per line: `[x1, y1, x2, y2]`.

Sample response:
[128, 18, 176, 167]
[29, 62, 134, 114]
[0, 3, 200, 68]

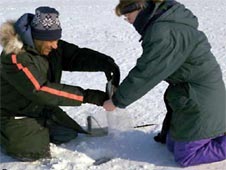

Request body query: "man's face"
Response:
[123, 10, 140, 24]
[34, 40, 58, 56]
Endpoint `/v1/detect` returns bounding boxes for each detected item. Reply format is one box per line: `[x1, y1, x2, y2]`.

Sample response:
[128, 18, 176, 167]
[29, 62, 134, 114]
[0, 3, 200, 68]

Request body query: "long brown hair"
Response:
[115, 0, 165, 16]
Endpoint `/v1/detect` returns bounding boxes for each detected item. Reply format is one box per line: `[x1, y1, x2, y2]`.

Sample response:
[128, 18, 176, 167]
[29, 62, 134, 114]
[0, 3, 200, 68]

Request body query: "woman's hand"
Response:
[103, 99, 116, 111]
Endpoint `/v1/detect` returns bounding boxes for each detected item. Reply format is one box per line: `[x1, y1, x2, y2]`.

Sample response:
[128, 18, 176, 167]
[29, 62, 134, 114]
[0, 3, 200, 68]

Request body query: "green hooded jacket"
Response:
[0, 21, 115, 118]
[112, 2, 226, 141]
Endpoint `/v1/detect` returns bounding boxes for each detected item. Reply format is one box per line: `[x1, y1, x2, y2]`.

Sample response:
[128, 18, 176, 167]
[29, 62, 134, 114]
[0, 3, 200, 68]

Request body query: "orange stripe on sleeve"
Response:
[11, 54, 17, 64]
[41, 86, 84, 101]
[11, 54, 84, 102]
[17, 63, 24, 70]
[12, 54, 40, 90]
[22, 67, 41, 90]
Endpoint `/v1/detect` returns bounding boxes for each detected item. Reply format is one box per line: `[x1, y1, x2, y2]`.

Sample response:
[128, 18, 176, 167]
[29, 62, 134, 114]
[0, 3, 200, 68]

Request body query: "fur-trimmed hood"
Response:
[0, 21, 24, 54]
[0, 13, 35, 55]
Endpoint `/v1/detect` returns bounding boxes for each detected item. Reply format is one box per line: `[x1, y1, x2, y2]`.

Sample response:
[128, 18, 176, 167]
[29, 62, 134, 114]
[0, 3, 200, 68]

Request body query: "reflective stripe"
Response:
[11, 54, 84, 102]
[12, 54, 40, 90]
[41, 86, 84, 101]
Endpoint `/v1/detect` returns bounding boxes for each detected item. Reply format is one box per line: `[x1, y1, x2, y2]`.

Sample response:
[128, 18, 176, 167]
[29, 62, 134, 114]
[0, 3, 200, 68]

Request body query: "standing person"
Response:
[103, 0, 226, 167]
[0, 6, 120, 161]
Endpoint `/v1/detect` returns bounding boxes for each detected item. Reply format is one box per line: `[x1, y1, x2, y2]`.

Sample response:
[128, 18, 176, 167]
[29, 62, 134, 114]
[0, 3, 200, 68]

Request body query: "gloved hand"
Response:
[104, 58, 120, 87]
[154, 110, 172, 144]
[154, 132, 167, 144]
[83, 89, 109, 106]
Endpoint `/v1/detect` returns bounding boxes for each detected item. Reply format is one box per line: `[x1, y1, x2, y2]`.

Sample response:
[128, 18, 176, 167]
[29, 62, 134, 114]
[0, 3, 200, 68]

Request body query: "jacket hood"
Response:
[155, 2, 199, 29]
[0, 20, 24, 54]
[0, 13, 35, 55]
[133, 1, 199, 38]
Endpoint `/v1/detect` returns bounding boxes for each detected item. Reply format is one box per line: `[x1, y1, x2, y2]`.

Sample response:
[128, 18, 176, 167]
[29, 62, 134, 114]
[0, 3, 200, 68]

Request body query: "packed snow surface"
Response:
[0, 0, 226, 169]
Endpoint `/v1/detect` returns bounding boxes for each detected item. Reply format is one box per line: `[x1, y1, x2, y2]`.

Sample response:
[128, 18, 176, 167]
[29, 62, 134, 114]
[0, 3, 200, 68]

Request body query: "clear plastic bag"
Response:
[106, 108, 133, 136]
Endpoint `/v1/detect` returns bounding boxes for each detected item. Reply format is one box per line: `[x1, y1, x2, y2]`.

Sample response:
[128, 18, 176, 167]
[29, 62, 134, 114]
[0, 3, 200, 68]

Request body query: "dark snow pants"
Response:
[0, 106, 85, 161]
[166, 133, 226, 167]
[154, 88, 172, 143]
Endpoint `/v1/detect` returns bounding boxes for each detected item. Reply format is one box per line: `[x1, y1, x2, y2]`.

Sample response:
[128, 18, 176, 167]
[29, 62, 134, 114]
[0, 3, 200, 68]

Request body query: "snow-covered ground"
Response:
[0, 0, 226, 170]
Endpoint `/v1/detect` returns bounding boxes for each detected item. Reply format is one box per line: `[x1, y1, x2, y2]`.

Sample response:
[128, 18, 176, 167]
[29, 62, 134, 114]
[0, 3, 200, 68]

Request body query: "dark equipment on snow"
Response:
[93, 157, 112, 165]
[86, 116, 108, 137]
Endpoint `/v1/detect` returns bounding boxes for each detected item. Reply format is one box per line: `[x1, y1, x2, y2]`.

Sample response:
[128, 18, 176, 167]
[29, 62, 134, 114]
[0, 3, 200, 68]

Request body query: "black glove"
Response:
[154, 132, 167, 144]
[104, 58, 120, 87]
[83, 89, 109, 106]
[154, 110, 172, 144]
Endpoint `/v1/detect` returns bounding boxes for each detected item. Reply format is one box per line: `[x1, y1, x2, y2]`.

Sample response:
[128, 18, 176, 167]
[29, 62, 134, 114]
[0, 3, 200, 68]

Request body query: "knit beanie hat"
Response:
[31, 6, 62, 40]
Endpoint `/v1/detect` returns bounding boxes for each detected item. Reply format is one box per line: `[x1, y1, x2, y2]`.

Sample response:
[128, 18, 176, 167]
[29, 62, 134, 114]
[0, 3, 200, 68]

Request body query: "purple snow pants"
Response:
[166, 133, 226, 167]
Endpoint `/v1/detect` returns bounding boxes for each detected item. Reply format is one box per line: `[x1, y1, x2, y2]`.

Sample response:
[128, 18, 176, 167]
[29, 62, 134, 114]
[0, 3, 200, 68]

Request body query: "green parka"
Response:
[112, 2, 226, 141]
[0, 21, 116, 118]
